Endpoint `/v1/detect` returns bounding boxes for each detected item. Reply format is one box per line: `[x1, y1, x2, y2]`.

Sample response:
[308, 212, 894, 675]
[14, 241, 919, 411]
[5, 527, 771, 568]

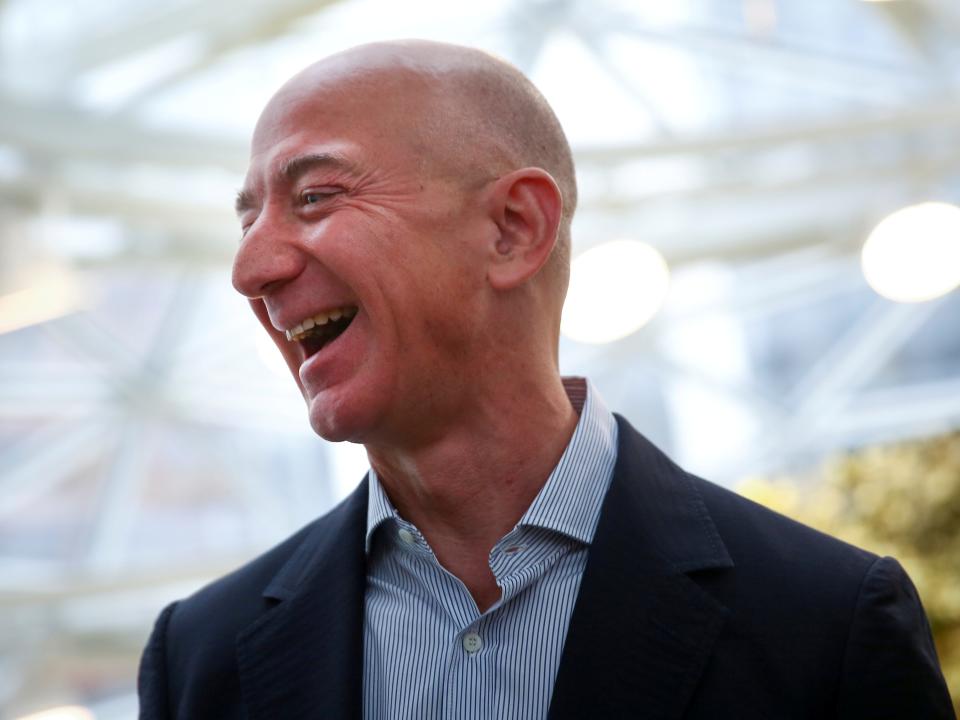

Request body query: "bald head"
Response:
[237, 41, 579, 440]
[265, 40, 577, 289]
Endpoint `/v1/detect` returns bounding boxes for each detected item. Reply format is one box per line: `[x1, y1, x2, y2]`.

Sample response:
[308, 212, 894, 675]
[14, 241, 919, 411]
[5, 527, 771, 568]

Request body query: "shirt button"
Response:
[462, 632, 483, 654]
[397, 528, 415, 545]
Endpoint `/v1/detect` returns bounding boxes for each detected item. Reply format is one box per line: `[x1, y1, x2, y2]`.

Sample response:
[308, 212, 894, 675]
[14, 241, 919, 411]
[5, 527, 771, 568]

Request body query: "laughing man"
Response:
[138, 40, 954, 719]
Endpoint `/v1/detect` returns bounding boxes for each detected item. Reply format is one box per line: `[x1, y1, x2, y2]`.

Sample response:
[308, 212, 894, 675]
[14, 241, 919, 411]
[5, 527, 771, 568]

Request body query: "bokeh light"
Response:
[561, 239, 670, 344]
[862, 202, 960, 303]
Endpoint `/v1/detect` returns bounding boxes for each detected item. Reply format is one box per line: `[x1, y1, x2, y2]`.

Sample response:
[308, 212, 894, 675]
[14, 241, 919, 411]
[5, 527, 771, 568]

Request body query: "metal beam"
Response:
[575, 100, 960, 164]
[0, 418, 113, 518]
[65, 0, 345, 74]
[606, 7, 931, 94]
[826, 377, 960, 445]
[787, 299, 942, 412]
[112, 0, 348, 111]
[85, 418, 149, 575]
[737, 298, 946, 477]
[0, 95, 246, 171]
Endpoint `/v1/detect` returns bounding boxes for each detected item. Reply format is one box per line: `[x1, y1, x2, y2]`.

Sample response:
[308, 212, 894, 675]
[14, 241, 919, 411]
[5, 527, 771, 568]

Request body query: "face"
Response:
[232, 73, 492, 446]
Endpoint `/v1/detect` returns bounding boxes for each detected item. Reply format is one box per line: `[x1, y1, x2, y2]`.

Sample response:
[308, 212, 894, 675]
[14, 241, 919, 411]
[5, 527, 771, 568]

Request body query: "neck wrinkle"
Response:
[365, 373, 578, 556]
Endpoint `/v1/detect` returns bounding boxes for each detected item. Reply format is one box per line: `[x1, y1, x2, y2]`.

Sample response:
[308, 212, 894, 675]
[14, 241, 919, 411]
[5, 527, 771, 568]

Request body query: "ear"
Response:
[485, 168, 563, 291]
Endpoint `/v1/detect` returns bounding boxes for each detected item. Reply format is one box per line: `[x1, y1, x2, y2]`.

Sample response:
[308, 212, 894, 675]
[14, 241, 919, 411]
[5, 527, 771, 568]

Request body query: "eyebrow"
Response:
[234, 152, 359, 216]
[234, 188, 257, 216]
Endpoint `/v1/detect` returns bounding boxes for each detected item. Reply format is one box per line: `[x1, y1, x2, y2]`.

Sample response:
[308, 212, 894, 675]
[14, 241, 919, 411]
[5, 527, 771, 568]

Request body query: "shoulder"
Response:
[167, 517, 319, 639]
[612, 413, 877, 593]
[174, 480, 365, 630]
[686, 472, 882, 628]
[139, 523, 322, 716]
[612, 413, 879, 625]
[692, 473, 877, 582]
[146, 482, 367, 685]
[690, 476, 954, 715]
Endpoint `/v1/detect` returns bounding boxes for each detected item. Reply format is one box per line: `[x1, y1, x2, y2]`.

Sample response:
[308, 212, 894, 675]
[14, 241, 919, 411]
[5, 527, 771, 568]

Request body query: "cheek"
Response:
[340, 210, 487, 350]
[415, 269, 485, 363]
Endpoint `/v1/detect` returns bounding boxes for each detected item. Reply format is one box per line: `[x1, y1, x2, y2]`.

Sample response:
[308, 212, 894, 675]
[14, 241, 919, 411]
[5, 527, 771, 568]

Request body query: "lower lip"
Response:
[298, 312, 363, 390]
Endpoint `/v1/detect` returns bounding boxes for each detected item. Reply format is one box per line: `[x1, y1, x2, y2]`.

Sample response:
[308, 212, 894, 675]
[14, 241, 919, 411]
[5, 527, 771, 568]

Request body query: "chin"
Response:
[308, 406, 362, 443]
[306, 388, 382, 444]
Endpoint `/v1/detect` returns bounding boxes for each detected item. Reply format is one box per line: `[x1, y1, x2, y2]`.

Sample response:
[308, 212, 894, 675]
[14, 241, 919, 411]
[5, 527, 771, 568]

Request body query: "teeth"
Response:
[284, 306, 358, 342]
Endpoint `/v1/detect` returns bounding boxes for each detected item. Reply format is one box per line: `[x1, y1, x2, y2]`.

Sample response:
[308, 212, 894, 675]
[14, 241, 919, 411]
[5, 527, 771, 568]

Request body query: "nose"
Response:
[231, 214, 306, 298]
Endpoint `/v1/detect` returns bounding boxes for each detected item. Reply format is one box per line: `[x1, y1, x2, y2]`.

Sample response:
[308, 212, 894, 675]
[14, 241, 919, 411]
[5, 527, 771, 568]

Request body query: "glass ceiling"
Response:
[1, 0, 959, 717]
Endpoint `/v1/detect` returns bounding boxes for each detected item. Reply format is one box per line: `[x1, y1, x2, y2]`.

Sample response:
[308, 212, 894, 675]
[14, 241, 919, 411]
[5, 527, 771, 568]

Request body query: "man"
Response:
[138, 40, 955, 719]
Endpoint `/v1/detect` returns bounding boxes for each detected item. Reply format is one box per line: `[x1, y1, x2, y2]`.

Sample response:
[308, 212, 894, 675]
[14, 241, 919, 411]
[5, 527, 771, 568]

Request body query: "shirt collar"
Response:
[366, 467, 397, 554]
[516, 377, 618, 545]
[365, 377, 618, 553]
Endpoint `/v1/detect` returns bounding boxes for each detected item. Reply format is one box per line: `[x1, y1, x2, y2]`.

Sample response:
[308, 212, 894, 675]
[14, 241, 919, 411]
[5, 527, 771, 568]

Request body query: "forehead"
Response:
[243, 80, 421, 189]
[252, 63, 429, 151]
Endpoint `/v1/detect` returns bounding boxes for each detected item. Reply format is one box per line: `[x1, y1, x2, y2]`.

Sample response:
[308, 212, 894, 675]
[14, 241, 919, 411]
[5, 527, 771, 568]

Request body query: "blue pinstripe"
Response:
[363, 379, 618, 719]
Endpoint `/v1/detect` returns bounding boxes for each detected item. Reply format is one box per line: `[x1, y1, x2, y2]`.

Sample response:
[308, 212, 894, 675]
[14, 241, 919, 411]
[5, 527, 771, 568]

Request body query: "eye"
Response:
[301, 187, 341, 205]
[238, 214, 256, 239]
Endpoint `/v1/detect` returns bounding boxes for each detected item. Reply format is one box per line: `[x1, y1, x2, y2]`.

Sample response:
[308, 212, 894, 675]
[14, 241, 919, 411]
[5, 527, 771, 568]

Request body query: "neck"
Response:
[366, 373, 578, 612]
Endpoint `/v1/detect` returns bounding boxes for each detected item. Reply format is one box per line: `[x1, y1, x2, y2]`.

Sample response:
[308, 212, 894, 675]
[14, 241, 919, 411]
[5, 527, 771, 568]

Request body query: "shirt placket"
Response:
[393, 518, 494, 720]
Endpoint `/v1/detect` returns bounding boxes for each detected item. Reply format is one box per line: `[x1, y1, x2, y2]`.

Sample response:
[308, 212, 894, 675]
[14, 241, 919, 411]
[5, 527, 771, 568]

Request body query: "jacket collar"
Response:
[548, 415, 733, 719]
[235, 414, 734, 720]
[236, 478, 369, 720]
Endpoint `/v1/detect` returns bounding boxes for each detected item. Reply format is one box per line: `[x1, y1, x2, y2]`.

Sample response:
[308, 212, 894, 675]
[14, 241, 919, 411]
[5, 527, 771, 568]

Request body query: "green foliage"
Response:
[739, 431, 960, 711]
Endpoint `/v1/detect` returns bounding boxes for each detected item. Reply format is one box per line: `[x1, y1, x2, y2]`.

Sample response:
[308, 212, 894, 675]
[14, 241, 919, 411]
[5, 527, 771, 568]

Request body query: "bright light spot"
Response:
[0, 266, 84, 335]
[861, 202, 960, 303]
[15, 706, 94, 720]
[561, 240, 670, 344]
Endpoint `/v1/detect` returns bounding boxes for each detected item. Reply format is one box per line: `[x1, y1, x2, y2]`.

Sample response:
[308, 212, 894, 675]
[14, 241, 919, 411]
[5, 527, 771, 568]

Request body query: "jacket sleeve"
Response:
[836, 555, 955, 719]
[138, 602, 178, 720]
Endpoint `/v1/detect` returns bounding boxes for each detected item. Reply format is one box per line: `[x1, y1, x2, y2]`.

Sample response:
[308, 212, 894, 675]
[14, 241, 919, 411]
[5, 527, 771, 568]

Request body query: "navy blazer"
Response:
[139, 416, 955, 719]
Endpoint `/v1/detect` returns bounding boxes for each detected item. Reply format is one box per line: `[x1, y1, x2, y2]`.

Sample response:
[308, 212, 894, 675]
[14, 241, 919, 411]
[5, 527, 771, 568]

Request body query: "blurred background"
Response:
[1, 0, 959, 717]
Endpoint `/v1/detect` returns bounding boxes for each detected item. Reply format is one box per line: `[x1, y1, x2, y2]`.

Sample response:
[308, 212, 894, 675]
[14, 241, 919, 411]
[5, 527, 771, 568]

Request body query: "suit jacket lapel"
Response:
[549, 416, 734, 720]
[236, 479, 369, 720]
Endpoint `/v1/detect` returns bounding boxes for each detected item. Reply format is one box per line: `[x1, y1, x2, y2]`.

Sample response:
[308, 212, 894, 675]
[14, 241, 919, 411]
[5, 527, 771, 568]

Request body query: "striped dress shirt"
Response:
[362, 378, 619, 719]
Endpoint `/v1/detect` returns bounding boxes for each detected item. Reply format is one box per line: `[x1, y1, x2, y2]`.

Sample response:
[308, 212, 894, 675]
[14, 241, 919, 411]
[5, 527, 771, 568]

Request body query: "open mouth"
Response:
[286, 305, 358, 359]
